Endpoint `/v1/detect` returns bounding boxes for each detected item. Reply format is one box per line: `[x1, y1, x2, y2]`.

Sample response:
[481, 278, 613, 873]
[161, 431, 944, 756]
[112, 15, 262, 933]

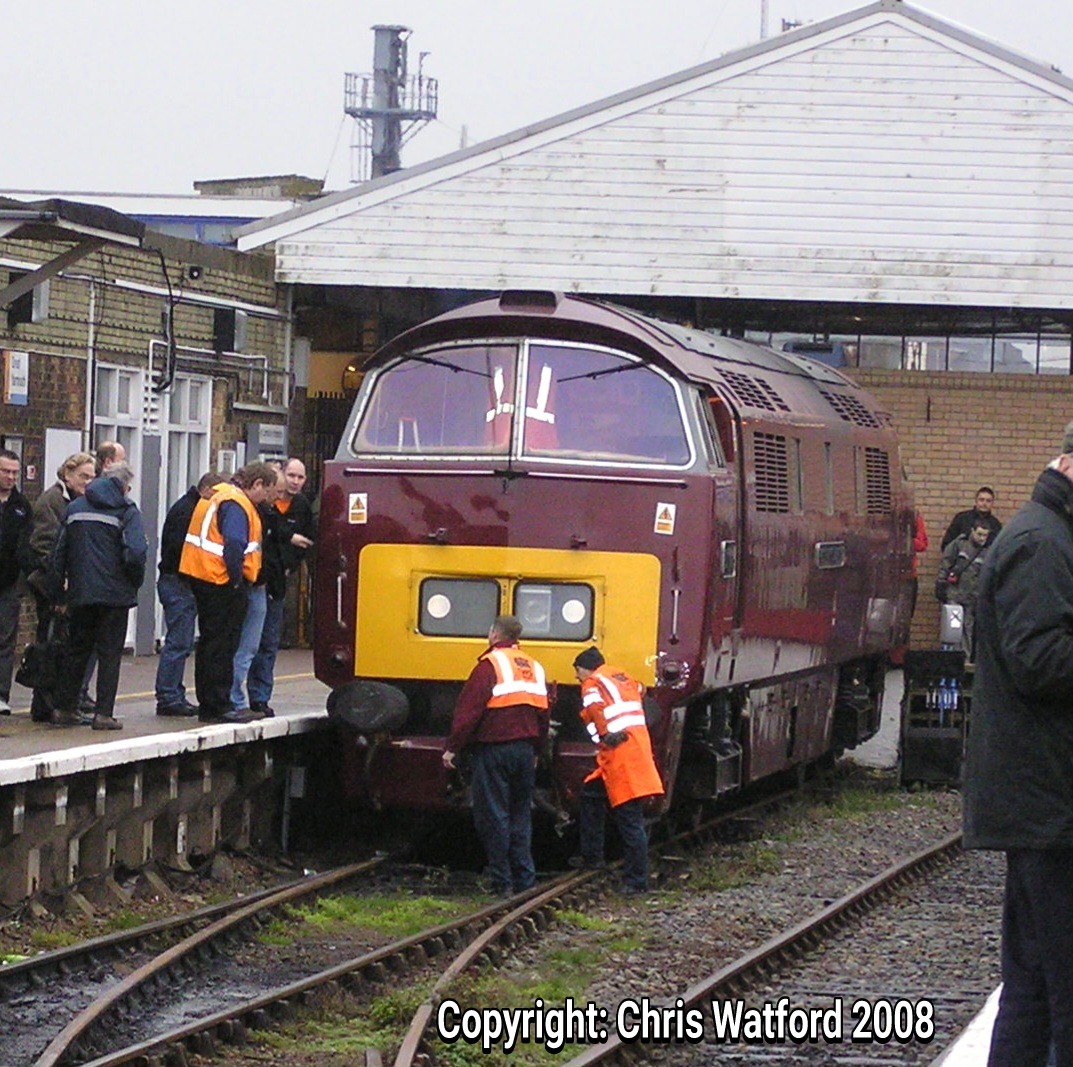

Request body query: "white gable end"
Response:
[247, 6, 1073, 310]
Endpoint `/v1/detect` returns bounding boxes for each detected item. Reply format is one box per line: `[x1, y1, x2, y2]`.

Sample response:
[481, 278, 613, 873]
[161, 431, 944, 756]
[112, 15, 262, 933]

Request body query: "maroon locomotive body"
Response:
[314, 292, 913, 818]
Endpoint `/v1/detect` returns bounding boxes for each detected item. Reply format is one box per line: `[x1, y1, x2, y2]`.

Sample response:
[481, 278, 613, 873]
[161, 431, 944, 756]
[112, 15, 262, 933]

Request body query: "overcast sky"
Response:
[3, 0, 1070, 195]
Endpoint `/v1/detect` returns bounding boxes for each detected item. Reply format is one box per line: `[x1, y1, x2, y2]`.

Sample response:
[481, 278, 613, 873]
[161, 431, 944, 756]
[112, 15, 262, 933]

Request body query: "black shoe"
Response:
[199, 708, 260, 724]
[250, 701, 275, 718]
[78, 695, 97, 715]
[157, 703, 198, 717]
[91, 714, 122, 731]
[50, 708, 85, 727]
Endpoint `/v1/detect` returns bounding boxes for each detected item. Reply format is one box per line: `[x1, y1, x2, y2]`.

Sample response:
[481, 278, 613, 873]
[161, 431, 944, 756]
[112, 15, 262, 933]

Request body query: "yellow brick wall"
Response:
[851, 370, 1073, 649]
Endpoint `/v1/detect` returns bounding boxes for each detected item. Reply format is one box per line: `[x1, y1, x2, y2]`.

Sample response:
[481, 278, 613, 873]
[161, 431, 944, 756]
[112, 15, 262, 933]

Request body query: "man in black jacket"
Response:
[940, 485, 1002, 550]
[154, 472, 217, 716]
[0, 449, 31, 714]
[247, 458, 314, 716]
[963, 445, 1073, 1065]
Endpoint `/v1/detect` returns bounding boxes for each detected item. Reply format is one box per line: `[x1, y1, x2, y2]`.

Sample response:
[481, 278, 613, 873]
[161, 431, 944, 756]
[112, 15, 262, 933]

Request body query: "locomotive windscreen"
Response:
[350, 339, 693, 467]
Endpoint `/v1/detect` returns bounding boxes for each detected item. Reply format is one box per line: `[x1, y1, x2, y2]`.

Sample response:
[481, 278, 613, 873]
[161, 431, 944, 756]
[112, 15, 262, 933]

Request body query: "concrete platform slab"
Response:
[0, 649, 328, 783]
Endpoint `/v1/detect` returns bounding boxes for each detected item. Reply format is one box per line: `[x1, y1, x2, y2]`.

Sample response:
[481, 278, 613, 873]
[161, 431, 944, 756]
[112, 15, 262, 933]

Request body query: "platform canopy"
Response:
[0, 196, 147, 311]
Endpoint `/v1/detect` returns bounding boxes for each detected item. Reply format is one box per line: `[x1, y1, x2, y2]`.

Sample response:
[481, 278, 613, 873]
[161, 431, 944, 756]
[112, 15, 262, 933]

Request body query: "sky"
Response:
[3, 0, 1071, 195]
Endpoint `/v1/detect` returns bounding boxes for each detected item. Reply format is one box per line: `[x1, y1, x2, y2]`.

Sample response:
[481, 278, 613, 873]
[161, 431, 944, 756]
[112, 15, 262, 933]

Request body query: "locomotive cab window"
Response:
[351, 344, 517, 456]
[521, 343, 692, 467]
[350, 339, 692, 468]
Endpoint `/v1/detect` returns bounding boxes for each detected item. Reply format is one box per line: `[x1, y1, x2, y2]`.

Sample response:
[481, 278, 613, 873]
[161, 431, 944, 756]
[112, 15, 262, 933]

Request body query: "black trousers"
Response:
[55, 604, 129, 719]
[989, 848, 1073, 1066]
[189, 578, 247, 717]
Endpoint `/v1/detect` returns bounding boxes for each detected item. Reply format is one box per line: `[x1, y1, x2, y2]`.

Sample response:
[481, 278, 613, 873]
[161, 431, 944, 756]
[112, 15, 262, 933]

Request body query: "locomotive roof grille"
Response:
[718, 370, 791, 413]
[753, 432, 791, 513]
[819, 388, 883, 428]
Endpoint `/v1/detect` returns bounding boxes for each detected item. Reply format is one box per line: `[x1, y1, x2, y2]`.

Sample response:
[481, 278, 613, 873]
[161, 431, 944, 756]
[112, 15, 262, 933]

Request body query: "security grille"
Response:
[864, 447, 892, 514]
[720, 371, 791, 413]
[819, 388, 882, 428]
[754, 432, 791, 513]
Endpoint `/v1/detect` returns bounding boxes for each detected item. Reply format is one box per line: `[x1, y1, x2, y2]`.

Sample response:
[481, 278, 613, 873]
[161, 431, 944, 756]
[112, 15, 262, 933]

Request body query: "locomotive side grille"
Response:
[819, 388, 882, 428]
[754, 432, 791, 513]
[720, 371, 791, 413]
[864, 447, 892, 514]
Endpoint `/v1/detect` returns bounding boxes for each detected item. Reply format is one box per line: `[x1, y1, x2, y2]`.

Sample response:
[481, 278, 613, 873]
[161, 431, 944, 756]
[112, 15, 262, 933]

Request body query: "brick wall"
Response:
[851, 370, 1073, 649]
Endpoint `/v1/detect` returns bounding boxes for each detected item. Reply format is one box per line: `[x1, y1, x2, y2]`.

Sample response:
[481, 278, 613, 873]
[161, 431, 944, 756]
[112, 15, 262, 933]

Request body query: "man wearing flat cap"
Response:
[573, 647, 664, 894]
[443, 615, 549, 895]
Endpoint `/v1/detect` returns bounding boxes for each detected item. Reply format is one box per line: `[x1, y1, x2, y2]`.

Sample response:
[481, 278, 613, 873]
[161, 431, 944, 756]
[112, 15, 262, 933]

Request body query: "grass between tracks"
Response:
[257, 892, 467, 947]
[243, 906, 638, 1067]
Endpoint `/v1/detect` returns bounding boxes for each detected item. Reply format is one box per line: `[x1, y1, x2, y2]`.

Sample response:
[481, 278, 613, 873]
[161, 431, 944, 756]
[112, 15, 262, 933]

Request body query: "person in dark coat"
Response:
[940, 486, 1002, 550]
[0, 449, 31, 714]
[47, 462, 148, 730]
[247, 458, 314, 716]
[962, 445, 1073, 1066]
[154, 472, 217, 716]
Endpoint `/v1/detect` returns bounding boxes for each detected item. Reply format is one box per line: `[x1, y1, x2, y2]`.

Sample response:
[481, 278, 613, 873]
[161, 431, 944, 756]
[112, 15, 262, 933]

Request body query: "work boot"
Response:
[91, 714, 122, 731]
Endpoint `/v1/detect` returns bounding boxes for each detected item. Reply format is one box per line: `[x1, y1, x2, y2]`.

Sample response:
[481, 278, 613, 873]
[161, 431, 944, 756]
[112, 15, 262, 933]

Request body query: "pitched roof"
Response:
[236, 0, 1073, 251]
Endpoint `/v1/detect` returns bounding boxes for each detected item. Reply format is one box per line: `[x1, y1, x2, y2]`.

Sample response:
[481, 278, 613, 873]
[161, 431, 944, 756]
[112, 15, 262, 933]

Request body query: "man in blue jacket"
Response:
[47, 461, 148, 730]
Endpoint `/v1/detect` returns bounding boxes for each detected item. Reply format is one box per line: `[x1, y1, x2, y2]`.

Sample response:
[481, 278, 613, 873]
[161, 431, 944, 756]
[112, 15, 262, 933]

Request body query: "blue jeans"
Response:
[230, 584, 267, 710]
[470, 740, 537, 893]
[248, 591, 284, 705]
[579, 778, 650, 891]
[989, 849, 1073, 1066]
[154, 574, 197, 707]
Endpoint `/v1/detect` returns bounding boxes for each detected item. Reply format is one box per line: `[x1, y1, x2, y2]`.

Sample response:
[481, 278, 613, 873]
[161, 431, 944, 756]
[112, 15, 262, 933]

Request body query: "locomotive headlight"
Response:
[419, 579, 499, 636]
[514, 583, 593, 640]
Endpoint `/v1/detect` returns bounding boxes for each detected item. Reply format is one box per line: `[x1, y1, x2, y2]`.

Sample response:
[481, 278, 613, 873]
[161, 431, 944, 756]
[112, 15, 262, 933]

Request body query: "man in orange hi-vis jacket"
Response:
[574, 647, 664, 895]
[443, 615, 550, 895]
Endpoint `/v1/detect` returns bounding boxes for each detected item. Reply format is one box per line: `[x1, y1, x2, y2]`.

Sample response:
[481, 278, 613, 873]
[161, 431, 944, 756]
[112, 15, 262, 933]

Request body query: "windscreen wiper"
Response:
[400, 353, 491, 378]
[558, 361, 644, 384]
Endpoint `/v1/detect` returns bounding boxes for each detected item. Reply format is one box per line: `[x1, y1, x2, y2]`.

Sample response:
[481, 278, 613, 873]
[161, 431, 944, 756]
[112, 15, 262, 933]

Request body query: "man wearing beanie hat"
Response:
[443, 615, 549, 895]
[573, 647, 663, 894]
[963, 432, 1073, 1064]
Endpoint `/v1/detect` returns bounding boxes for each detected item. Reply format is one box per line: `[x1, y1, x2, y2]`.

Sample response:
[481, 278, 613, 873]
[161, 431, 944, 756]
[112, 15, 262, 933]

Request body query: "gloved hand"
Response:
[602, 731, 628, 748]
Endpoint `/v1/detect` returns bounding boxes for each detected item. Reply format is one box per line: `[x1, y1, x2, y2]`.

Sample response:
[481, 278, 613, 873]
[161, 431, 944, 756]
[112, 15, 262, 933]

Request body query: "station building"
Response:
[235, 0, 1073, 650]
[0, 199, 293, 653]
[6, 1, 1073, 652]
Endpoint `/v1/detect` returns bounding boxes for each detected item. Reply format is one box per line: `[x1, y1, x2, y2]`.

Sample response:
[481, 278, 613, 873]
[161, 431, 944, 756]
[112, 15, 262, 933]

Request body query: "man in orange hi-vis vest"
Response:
[179, 462, 277, 724]
[443, 615, 550, 895]
[573, 647, 664, 895]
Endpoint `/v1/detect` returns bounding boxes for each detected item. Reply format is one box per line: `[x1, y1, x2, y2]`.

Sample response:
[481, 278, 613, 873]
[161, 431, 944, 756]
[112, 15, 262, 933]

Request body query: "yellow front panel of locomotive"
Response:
[354, 544, 661, 685]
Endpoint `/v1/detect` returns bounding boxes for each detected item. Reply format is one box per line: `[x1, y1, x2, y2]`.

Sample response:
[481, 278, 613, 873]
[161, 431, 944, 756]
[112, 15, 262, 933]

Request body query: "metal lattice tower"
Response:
[345, 25, 438, 182]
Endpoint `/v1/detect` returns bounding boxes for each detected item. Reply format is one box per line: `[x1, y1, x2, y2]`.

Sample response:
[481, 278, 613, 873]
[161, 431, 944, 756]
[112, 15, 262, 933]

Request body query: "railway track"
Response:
[553, 832, 1001, 1067]
[7, 788, 804, 1067]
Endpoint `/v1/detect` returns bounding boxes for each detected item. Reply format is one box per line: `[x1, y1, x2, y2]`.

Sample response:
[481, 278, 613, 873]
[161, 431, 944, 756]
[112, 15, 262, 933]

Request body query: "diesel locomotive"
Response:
[314, 291, 913, 819]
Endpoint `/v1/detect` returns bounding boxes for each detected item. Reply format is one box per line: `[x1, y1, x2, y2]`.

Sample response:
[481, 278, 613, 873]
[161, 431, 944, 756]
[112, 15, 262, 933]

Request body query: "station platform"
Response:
[932, 986, 999, 1065]
[0, 650, 331, 904]
[0, 648, 329, 779]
